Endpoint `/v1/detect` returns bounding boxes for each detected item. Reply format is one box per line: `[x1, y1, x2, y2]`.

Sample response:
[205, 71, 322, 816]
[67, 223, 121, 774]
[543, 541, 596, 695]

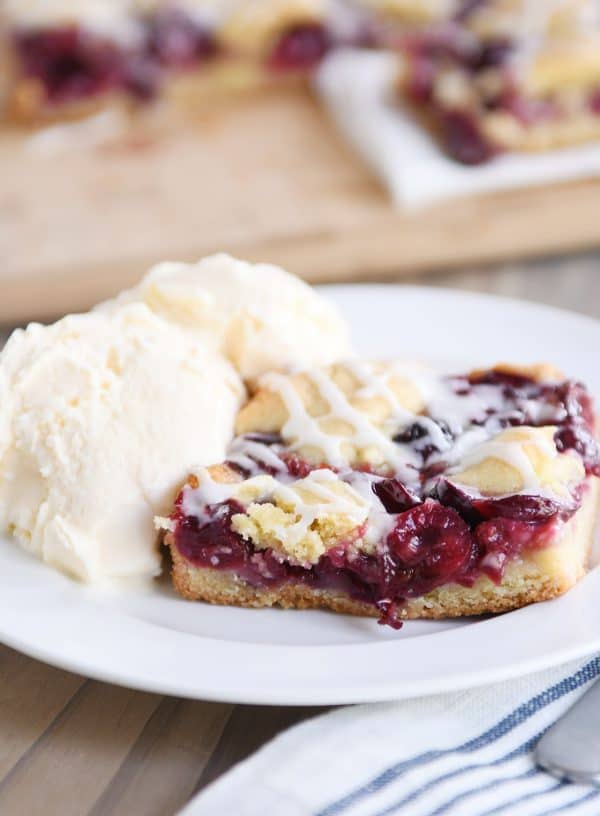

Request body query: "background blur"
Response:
[2, 0, 600, 330]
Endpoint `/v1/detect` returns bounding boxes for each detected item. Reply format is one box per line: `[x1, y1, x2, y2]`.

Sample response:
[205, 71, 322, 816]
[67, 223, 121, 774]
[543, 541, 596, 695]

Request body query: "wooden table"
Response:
[3, 86, 600, 325]
[1, 258, 599, 816]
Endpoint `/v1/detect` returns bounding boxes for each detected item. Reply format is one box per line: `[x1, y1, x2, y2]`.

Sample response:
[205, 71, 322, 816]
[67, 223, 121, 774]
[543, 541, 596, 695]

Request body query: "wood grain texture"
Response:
[2, 87, 600, 323]
[0, 262, 599, 815]
[0, 680, 162, 816]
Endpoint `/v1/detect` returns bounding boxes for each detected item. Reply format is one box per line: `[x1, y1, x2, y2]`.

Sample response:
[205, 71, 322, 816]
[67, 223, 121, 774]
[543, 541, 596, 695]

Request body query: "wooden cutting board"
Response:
[1, 85, 600, 324]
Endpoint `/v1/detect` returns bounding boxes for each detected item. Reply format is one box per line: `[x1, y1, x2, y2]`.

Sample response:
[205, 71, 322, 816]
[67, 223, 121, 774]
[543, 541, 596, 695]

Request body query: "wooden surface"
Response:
[2, 87, 600, 324]
[1, 260, 599, 816]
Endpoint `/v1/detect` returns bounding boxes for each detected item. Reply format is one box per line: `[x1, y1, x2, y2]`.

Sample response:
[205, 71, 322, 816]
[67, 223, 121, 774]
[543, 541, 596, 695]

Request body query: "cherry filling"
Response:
[14, 16, 326, 107]
[401, 28, 510, 163]
[15, 27, 125, 103]
[439, 109, 497, 164]
[590, 91, 600, 115]
[460, 372, 600, 477]
[399, 21, 588, 164]
[171, 372, 597, 627]
[13, 11, 219, 107]
[373, 478, 421, 513]
[436, 479, 578, 524]
[172, 492, 561, 629]
[267, 24, 331, 72]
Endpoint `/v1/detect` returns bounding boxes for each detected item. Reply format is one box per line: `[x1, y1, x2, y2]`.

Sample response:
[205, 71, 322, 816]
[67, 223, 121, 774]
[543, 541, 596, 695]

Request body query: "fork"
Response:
[535, 676, 600, 784]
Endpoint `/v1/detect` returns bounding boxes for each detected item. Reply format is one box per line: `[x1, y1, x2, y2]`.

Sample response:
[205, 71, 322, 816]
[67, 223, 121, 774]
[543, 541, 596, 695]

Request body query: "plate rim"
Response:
[2, 282, 600, 705]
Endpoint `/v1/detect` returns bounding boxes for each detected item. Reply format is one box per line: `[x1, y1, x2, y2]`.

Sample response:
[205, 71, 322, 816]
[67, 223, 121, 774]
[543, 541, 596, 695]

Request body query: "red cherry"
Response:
[386, 501, 474, 583]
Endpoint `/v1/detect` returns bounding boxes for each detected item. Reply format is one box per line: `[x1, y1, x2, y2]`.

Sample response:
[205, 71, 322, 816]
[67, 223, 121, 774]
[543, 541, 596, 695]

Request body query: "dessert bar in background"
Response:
[394, 0, 600, 163]
[4, 0, 600, 169]
[162, 360, 600, 627]
[0, 0, 347, 123]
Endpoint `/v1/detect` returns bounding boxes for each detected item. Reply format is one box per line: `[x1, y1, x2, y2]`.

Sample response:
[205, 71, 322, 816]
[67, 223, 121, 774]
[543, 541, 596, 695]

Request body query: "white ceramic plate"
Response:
[1, 285, 600, 705]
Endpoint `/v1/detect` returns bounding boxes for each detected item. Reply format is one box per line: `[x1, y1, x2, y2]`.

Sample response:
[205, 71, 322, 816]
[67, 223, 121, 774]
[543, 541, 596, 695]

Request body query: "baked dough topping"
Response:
[170, 362, 597, 571]
[236, 361, 430, 475]
[234, 360, 589, 490]
[449, 426, 585, 498]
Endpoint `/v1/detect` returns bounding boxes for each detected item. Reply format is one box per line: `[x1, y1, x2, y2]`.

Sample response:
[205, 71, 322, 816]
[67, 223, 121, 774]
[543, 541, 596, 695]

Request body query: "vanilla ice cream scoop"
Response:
[0, 303, 244, 583]
[97, 253, 352, 380]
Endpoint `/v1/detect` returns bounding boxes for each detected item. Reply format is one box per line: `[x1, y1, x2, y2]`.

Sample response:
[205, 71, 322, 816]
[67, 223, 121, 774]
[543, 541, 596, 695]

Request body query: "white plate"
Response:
[1, 285, 600, 705]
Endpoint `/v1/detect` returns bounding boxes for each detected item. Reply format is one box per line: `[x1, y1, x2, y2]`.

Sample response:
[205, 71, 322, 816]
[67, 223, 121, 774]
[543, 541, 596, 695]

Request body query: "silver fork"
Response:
[535, 677, 600, 784]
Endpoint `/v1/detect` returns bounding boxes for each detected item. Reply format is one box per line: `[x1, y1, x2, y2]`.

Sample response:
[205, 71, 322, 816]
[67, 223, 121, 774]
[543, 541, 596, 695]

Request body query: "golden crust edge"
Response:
[165, 478, 600, 621]
[396, 89, 600, 158]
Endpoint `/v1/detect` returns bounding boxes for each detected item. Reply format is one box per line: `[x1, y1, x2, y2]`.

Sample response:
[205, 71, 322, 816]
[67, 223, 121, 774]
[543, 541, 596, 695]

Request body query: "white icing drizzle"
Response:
[251, 361, 577, 500]
[182, 458, 395, 556]
[427, 382, 507, 431]
[346, 470, 398, 544]
[261, 371, 342, 463]
[431, 426, 489, 467]
[183, 465, 373, 559]
[261, 364, 423, 479]
[178, 361, 589, 560]
[181, 468, 237, 517]
[227, 437, 285, 473]
[454, 439, 542, 492]
[343, 358, 451, 451]
[257, 360, 572, 492]
[268, 468, 369, 550]
[445, 426, 578, 502]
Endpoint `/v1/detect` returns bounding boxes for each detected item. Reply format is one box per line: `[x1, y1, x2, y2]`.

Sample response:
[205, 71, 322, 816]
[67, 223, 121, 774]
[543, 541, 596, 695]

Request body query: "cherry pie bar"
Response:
[0, 0, 339, 123]
[160, 360, 600, 628]
[394, 0, 600, 163]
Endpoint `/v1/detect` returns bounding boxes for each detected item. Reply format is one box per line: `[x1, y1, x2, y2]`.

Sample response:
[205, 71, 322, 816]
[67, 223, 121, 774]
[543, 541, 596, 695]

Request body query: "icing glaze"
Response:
[176, 362, 597, 567]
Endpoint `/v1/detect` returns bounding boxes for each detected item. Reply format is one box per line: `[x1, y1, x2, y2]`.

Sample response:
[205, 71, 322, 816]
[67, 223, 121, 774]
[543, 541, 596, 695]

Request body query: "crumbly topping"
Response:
[232, 468, 369, 564]
[170, 361, 593, 566]
[236, 360, 432, 475]
[449, 426, 585, 497]
[179, 464, 375, 565]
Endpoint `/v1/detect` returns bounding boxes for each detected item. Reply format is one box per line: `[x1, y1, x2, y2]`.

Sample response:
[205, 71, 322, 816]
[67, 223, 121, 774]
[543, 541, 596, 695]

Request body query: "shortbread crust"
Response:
[161, 361, 600, 627]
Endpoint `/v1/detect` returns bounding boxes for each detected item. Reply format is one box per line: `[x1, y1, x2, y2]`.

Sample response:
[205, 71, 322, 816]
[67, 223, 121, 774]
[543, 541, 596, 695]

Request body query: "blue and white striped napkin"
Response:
[182, 656, 600, 816]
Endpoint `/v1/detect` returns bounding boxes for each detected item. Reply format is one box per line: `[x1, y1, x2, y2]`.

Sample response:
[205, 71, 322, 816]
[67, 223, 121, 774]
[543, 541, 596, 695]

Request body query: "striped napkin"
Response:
[182, 656, 600, 816]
